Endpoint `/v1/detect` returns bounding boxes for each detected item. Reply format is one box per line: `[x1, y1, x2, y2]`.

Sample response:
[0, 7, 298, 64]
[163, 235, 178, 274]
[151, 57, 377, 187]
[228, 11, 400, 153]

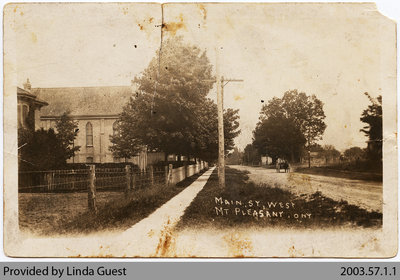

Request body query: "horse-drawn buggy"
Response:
[276, 160, 290, 173]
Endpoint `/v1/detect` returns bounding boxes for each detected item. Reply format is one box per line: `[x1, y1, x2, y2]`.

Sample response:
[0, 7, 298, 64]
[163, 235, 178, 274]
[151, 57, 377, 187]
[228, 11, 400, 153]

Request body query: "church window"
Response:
[86, 122, 93, 146]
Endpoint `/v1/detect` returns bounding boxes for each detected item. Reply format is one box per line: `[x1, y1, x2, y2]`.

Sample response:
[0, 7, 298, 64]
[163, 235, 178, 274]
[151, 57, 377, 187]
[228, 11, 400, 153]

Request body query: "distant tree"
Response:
[360, 92, 382, 161]
[253, 116, 306, 163]
[344, 146, 365, 161]
[321, 145, 341, 164]
[308, 143, 324, 153]
[18, 128, 69, 171]
[243, 144, 261, 166]
[258, 89, 326, 166]
[111, 38, 240, 162]
[55, 112, 80, 160]
[226, 147, 243, 165]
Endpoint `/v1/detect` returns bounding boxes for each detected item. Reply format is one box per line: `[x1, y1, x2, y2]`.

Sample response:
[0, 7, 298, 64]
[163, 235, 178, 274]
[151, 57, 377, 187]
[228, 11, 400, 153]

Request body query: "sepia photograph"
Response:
[3, 2, 397, 257]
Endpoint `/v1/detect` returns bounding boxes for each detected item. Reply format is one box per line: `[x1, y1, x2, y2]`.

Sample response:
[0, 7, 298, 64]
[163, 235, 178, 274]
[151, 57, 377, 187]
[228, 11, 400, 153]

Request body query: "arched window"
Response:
[86, 122, 93, 146]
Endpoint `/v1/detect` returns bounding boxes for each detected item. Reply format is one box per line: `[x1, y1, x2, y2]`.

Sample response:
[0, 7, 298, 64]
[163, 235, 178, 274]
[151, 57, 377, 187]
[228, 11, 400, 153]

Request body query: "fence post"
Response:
[45, 172, 55, 192]
[149, 165, 154, 187]
[45, 173, 51, 192]
[88, 165, 97, 213]
[131, 170, 136, 190]
[168, 164, 173, 186]
[141, 169, 145, 188]
[125, 165, 131, 194]
[71, 170, 75, 190]
[164, 165, 169, 186]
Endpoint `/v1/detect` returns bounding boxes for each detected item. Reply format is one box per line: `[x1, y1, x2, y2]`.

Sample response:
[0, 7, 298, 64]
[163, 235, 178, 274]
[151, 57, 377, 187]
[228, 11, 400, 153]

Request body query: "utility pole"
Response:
[216, 70, 224, 188]
[206, 50, 243, 188]
[216, 74, 243, 188]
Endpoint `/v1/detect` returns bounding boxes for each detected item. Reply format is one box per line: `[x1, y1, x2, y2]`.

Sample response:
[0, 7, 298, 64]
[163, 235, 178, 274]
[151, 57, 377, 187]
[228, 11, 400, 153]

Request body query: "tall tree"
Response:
[360, 92, 382, 161]
[55, 112, 80, 160]
[258, 89, 326, 166]
[110, 38, 240, 162]
[260, 90, 326, 146]
[253, 116, 306, 163]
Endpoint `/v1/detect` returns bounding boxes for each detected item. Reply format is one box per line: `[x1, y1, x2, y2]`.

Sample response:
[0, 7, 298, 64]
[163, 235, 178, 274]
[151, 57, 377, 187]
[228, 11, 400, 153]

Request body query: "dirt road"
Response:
[231, 165, 382, 213]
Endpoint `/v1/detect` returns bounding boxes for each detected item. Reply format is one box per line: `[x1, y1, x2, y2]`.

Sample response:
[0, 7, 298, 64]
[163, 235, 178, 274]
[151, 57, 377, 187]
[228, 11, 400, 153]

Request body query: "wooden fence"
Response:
[19, 162, 208, 213]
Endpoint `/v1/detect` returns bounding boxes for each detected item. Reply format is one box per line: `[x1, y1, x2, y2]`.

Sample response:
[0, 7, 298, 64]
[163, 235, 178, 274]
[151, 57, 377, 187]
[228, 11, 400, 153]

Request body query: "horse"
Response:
[282, 161, 290, 173]
[276, 161, 290, 173]
[276, 162, 281, 173]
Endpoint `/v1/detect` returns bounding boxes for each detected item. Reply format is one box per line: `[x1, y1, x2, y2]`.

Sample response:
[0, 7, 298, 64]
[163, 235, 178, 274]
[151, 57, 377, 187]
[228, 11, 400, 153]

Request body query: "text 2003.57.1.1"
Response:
[340, 266, 397, 276]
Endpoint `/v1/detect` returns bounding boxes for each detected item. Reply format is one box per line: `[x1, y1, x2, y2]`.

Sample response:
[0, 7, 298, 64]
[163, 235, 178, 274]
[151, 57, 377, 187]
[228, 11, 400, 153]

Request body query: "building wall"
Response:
[38, 116, 165, 169]
[18, 99, 36, 131]
[39, 117, 125, 164]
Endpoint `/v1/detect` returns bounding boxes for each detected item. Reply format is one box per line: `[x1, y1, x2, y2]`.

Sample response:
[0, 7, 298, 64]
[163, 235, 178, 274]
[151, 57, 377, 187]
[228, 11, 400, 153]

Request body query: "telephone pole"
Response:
[217, 76, 243, 188]
[206, 50, 243, 188]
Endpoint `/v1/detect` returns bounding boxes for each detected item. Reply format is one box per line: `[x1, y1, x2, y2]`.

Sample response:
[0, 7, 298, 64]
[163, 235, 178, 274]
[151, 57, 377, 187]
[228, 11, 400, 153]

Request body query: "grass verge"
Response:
[20, 170, 205, 235]
[176, 167, 382, 230]
[295, 167, 382, 182]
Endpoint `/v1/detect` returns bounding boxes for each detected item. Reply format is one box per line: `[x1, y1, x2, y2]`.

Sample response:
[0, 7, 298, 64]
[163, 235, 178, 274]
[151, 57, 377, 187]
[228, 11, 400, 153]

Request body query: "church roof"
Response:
[17, 87, 48, 107]
[33, 86, 134, 116]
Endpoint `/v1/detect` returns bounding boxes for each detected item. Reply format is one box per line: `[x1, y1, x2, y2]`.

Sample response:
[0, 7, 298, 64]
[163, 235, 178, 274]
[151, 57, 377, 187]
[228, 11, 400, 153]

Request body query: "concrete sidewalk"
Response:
[14, 167, 215, 257]
[111, 166, 215, 256]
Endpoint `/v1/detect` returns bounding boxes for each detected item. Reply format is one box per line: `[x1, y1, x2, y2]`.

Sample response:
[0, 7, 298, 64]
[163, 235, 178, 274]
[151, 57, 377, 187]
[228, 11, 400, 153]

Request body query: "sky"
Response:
[9, 3, 393, 151]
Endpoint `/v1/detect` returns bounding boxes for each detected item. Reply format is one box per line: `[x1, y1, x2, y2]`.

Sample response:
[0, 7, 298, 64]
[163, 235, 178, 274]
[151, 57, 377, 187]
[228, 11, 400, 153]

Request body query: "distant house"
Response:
[301, 151, 340, 166]
[261, 155, 273, 166]
[34, 84, 163, 168]
[17, 79, 48, 131]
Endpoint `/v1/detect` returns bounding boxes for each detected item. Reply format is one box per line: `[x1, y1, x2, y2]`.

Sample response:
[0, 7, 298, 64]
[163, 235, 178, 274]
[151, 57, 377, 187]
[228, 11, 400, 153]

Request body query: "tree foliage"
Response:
[18, 112, 80, 171]
[253, 116, 306, 162]
[253, 90, 326, 162]
[344, 146, 365, 161]
[110, 38, 240, 162]
[18, 128, 70, 171]
[243, 144, 261, 165]
[226, 147, 243, 165]
[55, 112, 80, 160]
[259, 89, 326, 147]
[360, 92, 382, 161]
[320, 145, 341, 164]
